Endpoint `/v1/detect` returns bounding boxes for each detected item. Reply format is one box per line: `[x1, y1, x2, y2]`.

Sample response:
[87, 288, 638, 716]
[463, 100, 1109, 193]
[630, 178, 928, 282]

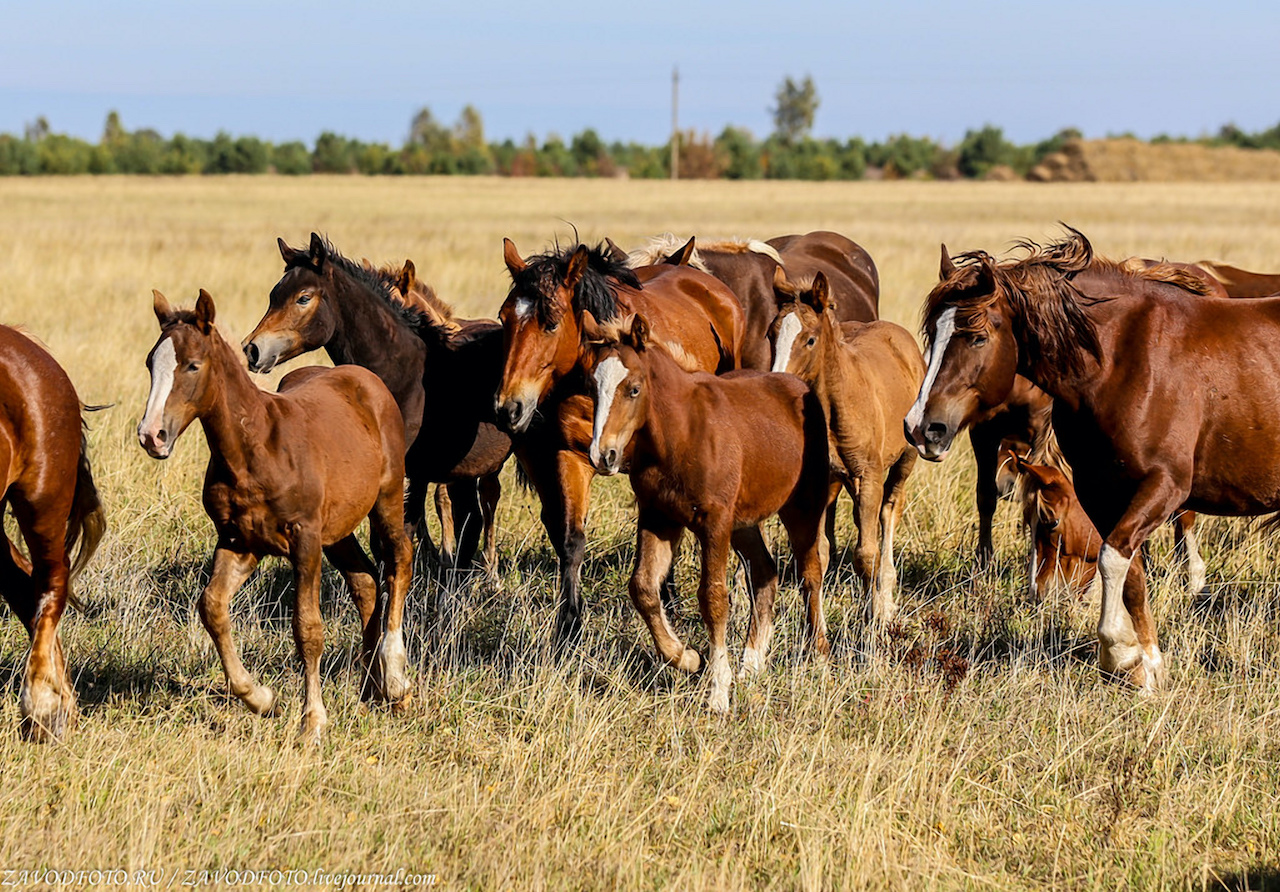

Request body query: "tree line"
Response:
[4, 78, 1279, 180]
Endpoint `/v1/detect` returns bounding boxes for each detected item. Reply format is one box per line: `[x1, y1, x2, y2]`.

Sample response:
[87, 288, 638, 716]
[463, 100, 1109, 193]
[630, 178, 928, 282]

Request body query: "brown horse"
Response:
[1195, 260, 1280, 297]
[0, 327, 105, 741]
[627, 231, 879, 370]
[141, 289, 412, 742]
[903, 228, 1273, 690]
[768, 269, 923, 621]
[494, 239, 744, 644]
[1004, 448, 1206, 601]
[243, 234, 509, 571]
[584, 314, 830, 712]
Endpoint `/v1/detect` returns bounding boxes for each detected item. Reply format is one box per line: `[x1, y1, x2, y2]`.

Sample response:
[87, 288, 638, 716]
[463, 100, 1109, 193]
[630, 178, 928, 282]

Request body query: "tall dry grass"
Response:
[1, 176, 1280, 889]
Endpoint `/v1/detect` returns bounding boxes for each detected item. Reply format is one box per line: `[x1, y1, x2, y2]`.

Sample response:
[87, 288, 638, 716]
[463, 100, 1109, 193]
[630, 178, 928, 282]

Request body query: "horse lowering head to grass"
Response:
[904, 227, 1267, 691]
[140, 288, 413, 744]
[583, 312, 830, 713]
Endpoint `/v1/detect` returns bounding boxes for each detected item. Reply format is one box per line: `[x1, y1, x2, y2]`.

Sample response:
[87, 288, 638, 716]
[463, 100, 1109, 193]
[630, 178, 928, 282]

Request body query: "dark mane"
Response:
[288, 236, 427, 333]
[510, 241, 642, 325]
[923, 228, 1104, 380]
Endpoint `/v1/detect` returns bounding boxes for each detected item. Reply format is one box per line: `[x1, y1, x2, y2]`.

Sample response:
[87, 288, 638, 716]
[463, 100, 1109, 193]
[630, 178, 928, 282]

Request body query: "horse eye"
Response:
[806, 337, 816, 347]
[971, 334, 988, 347]
[296, 293, 312, 306]
[546, 320, 559, 333]
[186, 362, 200, 372]
[628, 385, 640, 398]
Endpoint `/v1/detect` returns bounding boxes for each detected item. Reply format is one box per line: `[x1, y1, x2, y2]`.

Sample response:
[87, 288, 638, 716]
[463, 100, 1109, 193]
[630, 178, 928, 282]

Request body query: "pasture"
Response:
[2, 176, 1280, 889]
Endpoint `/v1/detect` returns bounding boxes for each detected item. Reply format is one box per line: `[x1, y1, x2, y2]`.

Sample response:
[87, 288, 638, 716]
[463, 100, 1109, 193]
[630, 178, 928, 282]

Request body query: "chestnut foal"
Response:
[585, 314, 830, 713]
[139, 290, 412, 742]
[768, 270, 924, 621]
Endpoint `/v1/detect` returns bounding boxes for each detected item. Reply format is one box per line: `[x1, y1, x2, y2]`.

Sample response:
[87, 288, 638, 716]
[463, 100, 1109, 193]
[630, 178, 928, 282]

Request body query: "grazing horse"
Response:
[140, 289, 412, 742]
[768, 269, 923, 621]
[494, 239, 744, 644]
[243, 234, 509, 570]
[0, 328, 105, 741]
[626, 231, 879, 370]
[584, 314, 830, 712]
[903, 228, 1269, 690]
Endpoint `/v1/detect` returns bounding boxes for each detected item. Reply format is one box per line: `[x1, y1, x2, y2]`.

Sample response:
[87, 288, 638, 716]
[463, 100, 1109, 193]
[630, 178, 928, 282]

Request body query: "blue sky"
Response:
[2, 1, 1276, 147]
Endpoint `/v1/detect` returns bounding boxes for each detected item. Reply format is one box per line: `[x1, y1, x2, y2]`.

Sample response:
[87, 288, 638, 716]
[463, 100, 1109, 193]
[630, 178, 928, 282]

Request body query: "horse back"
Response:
[631, 265, 744, 371]
[275, 364, 406, 479]
[769, 231, 879, 323]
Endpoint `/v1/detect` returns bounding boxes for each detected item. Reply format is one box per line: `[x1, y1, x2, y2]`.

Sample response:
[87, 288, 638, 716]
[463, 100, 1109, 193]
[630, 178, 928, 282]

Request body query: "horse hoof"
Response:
[707, 690, 731, 715]
[554, 611, 584, 649]
[19, 684, 76, 743]
[677, 648, 702, 674]
[738, 648, 766, 678]
[243, 686, 278, 717]
[296, 721, 326, 747]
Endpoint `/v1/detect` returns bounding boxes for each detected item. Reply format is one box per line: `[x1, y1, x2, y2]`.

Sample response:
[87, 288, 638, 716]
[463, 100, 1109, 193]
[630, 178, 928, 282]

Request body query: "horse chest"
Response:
[204, 483, 299, 556]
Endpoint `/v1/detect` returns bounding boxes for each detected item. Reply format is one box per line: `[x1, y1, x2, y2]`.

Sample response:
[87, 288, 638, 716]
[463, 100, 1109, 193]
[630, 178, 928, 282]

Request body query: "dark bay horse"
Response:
[627, 231, 879, 370]
[768, 269, 923, 621]
[0, 327, 105, 741]
[243, 234, 509, 570]
[903, 228, 1272, 691]
[141, 289, 412, 742]
[584, 314, 830, 712]
[494, 239, 744, 644]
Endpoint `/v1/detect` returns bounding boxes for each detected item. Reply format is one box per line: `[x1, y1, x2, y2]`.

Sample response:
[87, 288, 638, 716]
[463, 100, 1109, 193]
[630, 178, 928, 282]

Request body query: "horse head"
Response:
[768, 268, 837, 379]
[582, 312, 651, 476]
[139, 289, 221, 459]
[243, 233, 339, 373]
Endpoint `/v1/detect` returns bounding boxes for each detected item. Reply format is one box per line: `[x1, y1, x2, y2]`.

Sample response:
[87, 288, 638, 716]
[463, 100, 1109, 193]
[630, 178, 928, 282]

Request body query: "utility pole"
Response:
[670, 66, 679, 180]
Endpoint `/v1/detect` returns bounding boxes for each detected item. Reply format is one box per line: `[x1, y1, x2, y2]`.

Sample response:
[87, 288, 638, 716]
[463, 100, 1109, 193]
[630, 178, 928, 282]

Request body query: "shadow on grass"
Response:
[1210, 865, 1280, 891]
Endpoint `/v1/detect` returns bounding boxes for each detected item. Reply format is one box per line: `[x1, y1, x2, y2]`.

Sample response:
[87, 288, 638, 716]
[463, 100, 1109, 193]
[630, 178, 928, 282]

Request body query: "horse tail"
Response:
[65, 422, 107, 608]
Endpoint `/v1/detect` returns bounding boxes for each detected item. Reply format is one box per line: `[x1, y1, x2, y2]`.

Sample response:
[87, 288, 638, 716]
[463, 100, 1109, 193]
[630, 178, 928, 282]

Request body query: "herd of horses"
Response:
[5, 225, 1280, 741]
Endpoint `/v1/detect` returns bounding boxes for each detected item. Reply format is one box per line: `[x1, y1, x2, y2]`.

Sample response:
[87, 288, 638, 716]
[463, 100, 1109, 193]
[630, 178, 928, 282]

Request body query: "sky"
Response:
[2, 1, 1277, 148]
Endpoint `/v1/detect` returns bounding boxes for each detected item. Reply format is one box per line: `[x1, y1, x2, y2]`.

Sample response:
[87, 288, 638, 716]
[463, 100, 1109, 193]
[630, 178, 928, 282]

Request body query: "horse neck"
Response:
[632, 348, 698, 466]
[1005, 288, 1097, 413]
[325, 276, 426, 389]
[198, 332, 273, 474]
[809, 319, 856, 416]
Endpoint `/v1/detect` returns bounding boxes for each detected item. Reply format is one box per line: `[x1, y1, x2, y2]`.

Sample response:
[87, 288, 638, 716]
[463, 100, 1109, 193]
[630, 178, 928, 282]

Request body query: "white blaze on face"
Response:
[514, 298, 534, 322]
[905, 307, 957, 433]
[590, 356, 628, 466]
[771, 312, 802, 373]
[140, 337, 177, 438]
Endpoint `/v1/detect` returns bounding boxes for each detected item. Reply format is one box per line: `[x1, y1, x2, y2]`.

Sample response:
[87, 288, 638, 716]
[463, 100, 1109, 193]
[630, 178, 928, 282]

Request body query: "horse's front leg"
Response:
[970, 421, 1003, 569]
[1091, 474, 1186, 691]
[1171, 510, 1207, 595]
[628, 512, 697, 672]
[12, 510, 73, 742]
[198, 545, 271, 716]
[291, 533, 328, 744]
[696, 518, 734, 714]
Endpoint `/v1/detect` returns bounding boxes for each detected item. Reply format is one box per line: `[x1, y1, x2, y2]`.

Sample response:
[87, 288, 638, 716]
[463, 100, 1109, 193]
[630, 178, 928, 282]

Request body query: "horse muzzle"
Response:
[495, 394, 536, 434]
[242, 333, 290, 374]
[904, 416, 955, 462]
[138, 424, 172, 459]
[590, 442, 621, 476]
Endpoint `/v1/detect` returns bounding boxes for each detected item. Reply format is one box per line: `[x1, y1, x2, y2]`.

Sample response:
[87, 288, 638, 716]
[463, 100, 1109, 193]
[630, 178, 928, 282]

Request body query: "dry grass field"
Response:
[3, 176, 1280, 890]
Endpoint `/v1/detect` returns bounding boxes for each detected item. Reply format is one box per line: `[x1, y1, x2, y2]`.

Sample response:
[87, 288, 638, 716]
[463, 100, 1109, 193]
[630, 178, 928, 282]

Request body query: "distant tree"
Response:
[409, 107, 451, 154]
[452, 105, 493, 173]
[677, 130, 727, 179]
[715, 126, 762, 179]
[24, 116, 49, 143]
[771, 76, 819, 145]
[272, 141, 311, 175]
[956, 125, 1019, 178]
[313, 131, 357, 173]
[102, 110, 125, 145]
[0, 135, 41, 174]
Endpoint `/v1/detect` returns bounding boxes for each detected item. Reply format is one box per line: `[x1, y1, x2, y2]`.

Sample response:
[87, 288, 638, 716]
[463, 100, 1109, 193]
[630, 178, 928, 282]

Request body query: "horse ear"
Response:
[503, 238, 526, 276]
[630, 313, 651, 351]
[398, 259, 417, 296]
[194, 289, 216, 333]
[278, 237, 306, 268]
[772, 265, 796, 302]
[940, 244, 957, 280]
[604, 237, 629, 264]
[580, 309, 605, 342]
[974, 255, 997, 294]
[309, 232, 326, 270]
[667, 236, 696, 267]
[152, 289, 175, 325]
[565, 245, 590, 291]
[810, 272, 832, 314]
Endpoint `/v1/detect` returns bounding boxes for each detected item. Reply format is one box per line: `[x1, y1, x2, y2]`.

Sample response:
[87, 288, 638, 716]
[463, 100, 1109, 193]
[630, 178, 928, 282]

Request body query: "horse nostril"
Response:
[606, 448, 617, 468]
[157, 429, 168, 443]
[245, 343, 260, 367]
[925, 421, 950, 444]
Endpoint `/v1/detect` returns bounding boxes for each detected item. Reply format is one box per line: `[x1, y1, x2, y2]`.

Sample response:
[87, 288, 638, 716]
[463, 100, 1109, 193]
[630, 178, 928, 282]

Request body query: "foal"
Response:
[768, 270, 924, 621]
[139, 289, 412, 742]
[585, 314, 830, 713]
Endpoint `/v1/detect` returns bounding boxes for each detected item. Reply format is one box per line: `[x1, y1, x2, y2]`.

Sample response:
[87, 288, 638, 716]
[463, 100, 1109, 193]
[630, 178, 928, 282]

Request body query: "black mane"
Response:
[288, 236, 425, 332]
[510, 241, 642, 324]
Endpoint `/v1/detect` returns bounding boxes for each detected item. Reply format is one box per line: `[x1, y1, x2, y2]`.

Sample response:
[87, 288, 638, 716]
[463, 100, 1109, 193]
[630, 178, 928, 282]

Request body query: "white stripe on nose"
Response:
[905, 307, 957, 432]
[590, 356, 627, 466]
[771, 313, 802, 373]
[140, 337, 177, 437]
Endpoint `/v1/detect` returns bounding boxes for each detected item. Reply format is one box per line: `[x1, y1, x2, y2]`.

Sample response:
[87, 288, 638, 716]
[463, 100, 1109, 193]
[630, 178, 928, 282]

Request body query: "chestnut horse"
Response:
[584, 314, 830, 712]
[140, 289, 412, 742]
[768, 269, 923, 621]
[243, 234, 509, 570]
[903, 228, 1272, 691]
[626, 231, 879, 370]
[494, 239, 743, 644]
[0, 327, 105, 741]
[1195, 260, 1280, 297]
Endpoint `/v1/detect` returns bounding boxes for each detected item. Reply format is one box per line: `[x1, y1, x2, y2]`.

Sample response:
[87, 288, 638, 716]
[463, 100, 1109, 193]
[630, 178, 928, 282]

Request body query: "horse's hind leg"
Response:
[1171, 510, 1207, 594]
[629, 516, 698, 673]
[10, 495, 76, 742]
[369, 487, 414, 705]
[291, 534, 329, 744]
[198, 546, 274, 717]
[850, 470, 893, 623]
[779, 497, 830, 656]
[323, 535, 380, 700]
[970, 422, 1002, 568]
[435, 485, 456, 569]
[876, 448, 916, 608]
[730, 525, 778, 676]
[521, 447, 593, 647]
[447, 479, 486, 570]
[695, 521, 734, 714]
